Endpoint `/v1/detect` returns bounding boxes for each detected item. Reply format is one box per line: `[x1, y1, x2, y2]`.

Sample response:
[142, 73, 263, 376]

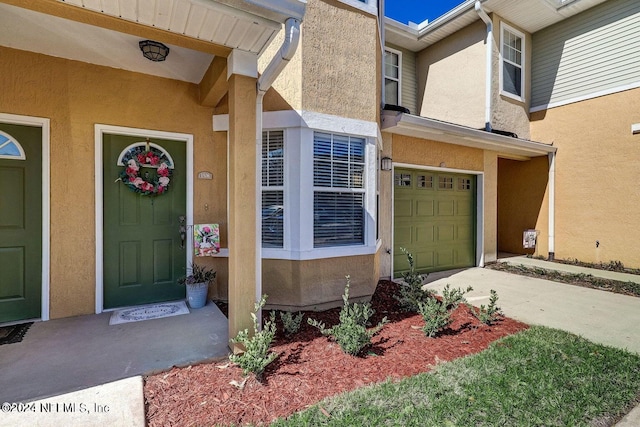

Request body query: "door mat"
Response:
[0, 322, 33, 345]
[109, 301, 190, 325]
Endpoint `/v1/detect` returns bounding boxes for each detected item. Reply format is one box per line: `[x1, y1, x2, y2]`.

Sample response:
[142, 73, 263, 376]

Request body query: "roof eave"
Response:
[381, 111, 556, 160]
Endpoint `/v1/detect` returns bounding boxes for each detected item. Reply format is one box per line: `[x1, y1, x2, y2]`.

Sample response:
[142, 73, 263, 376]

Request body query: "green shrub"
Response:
[469, 289, 503, 325]
[395, 247, 435, 312]
[308, 276, 388, 356]
[229, 295, 278, 378]
[418, 298, 452, 338]
[278, 311, 304, 336]
[441, 284, 473, 309]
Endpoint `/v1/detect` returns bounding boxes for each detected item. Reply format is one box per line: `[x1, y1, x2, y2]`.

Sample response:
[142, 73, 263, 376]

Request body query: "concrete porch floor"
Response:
[0, 301, 229, 403]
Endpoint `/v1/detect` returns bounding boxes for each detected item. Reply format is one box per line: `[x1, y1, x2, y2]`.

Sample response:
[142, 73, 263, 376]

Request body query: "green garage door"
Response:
[394, 168, 476, 277]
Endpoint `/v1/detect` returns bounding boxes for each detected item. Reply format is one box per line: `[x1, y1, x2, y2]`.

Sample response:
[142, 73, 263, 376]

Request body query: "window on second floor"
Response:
[500, 23, 525, 101]
[384, 48, 402, 106]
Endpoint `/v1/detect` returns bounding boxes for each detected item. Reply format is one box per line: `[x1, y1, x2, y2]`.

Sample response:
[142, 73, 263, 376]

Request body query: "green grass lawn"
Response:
[271, 326, 640, 426]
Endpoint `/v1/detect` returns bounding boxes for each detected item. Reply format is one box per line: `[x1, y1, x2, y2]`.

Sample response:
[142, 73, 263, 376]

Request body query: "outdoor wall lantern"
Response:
[381, 156, 393, 171]
[139, 40, 170, 62]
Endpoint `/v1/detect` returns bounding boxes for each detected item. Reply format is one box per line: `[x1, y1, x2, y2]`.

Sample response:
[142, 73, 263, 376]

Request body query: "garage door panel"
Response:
[436, 224, 455, 242]
[457, 224, 473, 241]
[415, 225, 434, 243]
[416, 200, 434, 217]
[394, 168, 476, 277]
[394, 198, 413, 218]
[436, 250, 454, 268]
[394, 225, 413, 246]
[437, 200, 455, 216]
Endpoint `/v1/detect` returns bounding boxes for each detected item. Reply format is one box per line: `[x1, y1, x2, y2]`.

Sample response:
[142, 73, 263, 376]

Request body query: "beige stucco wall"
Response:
[1, 46, 222, 319]
[417, 20, 486, 129]
[263, 0, 379, 122]
[416, 15, 531, 139]
[497, 156, 549, 256]
[211, 254, 379, 311]
[383, 133, 499, 270]
[531, 87, 640, 268]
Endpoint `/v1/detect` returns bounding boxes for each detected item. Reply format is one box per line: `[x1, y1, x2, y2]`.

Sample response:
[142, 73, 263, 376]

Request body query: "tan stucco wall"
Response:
[417, 20, 486, 129]
[392, 134, 484, 171]
[378, 132, 394, 278]
[1, 46, 222, 319]
[497, 156, 549, 256]
[211, 254, 379, 311]
[483, 151, 498, 263]
[265, 0, 379, 122]
[416, 16, 531, 139]
[531, 87, 640, 267]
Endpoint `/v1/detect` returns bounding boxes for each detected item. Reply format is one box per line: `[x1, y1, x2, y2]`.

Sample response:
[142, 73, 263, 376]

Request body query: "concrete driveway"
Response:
[424, 267, 640, 355]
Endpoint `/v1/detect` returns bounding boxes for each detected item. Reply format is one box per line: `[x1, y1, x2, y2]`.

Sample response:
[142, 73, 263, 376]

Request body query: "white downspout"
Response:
[475, 1, 493, 132]
[254, 18, 302, 319]
[548, 151, 556, 260]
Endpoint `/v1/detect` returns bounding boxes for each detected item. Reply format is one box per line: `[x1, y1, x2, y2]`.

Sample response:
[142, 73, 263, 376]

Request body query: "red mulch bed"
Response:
[144, 281, 528, 426]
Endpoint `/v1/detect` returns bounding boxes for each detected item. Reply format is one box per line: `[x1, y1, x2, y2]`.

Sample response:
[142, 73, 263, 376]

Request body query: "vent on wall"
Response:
[632, 123, 640, 135]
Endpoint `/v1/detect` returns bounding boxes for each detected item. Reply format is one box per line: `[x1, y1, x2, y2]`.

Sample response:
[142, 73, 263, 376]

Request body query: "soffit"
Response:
[0, 0, 293, 83]
[381, 111, 556, 160]
[386, 0, 609, 52]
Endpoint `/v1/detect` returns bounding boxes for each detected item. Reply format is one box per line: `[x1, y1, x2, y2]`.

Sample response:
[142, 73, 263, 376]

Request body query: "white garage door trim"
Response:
[391, 162, 485, 276]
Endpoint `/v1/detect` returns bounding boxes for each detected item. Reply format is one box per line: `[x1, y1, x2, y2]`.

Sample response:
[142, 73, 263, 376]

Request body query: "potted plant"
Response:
[179, 262, 216, 309]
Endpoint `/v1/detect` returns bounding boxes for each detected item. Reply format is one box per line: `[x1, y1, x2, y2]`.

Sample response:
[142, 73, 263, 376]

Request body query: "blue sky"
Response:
[385, 0, 467, 25]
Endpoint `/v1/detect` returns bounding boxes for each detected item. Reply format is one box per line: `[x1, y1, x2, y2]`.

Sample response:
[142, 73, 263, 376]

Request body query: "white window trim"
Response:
[499, 22, 526, 103]
[214, 110, 379, 261]
[337, 0, 377, 16]
[384, 47, 402, 106]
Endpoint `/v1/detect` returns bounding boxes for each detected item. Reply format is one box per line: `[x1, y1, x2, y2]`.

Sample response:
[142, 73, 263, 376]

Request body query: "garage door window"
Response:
[417, 174, 433, 189]
[438, 176, 454, 190]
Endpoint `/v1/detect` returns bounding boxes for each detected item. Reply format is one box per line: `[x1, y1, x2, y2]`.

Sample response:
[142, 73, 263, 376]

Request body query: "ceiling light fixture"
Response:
[139, 40, 170, 62]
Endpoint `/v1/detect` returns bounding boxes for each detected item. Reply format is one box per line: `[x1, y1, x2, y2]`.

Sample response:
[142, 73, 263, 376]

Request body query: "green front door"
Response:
[0, 124, 42, 323]
[394, 168, 476, 277]
[103, 134, 186, 309]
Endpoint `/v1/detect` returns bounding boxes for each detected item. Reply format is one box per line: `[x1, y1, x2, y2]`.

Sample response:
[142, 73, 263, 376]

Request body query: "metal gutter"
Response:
[475, 1, 493, 132]
[381, 110, 556, 158]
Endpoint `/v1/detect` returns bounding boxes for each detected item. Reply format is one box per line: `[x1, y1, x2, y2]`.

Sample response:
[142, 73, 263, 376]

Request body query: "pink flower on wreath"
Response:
[141, 182, 154, 192]
[127, 159, 139, 172]
[131, 177, 144, 188]
[157, 163, 170, 177]
[137, 153, 146, 163]
[158, 177, 170, 187]
[148, 153, 160, 166]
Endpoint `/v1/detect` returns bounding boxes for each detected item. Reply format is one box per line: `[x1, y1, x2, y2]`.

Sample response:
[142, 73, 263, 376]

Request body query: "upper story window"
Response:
[313, 132, 366, 248]
[500, 23, 525, 101]
[384, 48, 402, 106]
[262, 130, 284, 248]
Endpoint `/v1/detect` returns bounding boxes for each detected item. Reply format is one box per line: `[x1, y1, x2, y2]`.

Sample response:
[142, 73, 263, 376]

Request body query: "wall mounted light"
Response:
[381, 156, 393, 171]
[139, 40, 170, 62]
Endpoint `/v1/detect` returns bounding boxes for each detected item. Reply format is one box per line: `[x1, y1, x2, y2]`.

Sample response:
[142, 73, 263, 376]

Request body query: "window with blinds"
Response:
[262, 130, 284, 248]
[313, 132, 366, 247]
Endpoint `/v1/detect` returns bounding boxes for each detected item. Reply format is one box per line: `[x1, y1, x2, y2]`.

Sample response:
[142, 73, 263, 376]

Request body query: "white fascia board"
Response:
[382, 111, 556, 157]
[213, 110, 379, 138]
[231, 0, 307, 22]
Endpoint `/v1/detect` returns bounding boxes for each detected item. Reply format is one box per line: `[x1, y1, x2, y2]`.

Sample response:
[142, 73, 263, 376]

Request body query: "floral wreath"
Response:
[120, 149, 172, 196]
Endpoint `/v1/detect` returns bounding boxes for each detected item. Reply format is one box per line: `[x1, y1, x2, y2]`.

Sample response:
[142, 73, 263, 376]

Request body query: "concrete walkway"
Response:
[0, 301, 229, 427]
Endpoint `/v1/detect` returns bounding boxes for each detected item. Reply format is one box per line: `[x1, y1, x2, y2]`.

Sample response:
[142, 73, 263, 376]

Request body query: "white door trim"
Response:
[0, 113, 51, 321]
[94, 124, 194, 314]
[390, 163, 485, 277]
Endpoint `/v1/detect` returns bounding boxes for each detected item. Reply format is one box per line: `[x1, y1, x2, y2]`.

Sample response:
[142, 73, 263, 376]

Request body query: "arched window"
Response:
[0, 131, 26, 160]
[116, 142, 175, 169]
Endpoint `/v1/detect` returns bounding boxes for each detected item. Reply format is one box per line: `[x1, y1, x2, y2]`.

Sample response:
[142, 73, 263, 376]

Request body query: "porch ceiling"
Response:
[0, 0, 296, 84]
[381, 110, 556, 160]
